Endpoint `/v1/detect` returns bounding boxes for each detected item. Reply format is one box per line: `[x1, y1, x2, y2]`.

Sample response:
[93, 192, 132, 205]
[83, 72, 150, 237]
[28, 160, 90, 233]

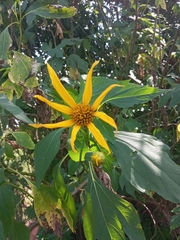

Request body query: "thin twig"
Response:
[71, 179, 88, 196]
[159, 26, 180, 88]
[123, 0, 138, 68]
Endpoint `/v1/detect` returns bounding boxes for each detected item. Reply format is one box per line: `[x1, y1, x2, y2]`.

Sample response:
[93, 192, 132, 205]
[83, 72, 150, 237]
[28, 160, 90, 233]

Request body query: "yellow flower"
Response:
[29, 61, 120, 153]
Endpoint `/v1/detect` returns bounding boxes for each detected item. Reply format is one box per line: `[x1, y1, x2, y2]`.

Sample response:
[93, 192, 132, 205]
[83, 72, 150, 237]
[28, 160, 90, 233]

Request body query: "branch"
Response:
[159, 26, 180, 88]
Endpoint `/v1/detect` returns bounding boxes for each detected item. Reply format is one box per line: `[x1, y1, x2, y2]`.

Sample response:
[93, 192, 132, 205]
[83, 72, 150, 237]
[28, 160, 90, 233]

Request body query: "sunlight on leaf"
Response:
[53, 165, 77, 231]
[111, 131, 180, 203]
[91, 77, 164, 108]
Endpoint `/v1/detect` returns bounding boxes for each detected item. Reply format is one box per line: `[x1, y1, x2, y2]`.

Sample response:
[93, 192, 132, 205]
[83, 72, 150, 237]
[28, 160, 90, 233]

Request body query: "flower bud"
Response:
[91, 151, 105, 167]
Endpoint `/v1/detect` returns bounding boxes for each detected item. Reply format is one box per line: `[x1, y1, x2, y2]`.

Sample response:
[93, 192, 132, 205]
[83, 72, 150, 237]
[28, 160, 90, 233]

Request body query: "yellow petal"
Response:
[91, 151, 105, 166]
[176, 123, 180, 141]
[70, 125, 81, 152]
[47, 63, 76, 108]
[91, 84, 121, 111]
[29, 119, 74, 129]
[94, 111, 117, 131]
[82, 61, 99, 105]
[88, 122, 111, 154]
[34, 95, 72, 115]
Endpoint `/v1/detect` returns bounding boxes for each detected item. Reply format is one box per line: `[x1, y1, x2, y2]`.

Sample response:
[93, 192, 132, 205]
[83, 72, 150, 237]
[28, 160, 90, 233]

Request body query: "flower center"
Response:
[71, 103, 94, 126]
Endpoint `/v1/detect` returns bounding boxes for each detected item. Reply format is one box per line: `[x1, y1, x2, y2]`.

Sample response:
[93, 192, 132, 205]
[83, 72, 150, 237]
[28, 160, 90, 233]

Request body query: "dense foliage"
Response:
[0, 0, 180, 239]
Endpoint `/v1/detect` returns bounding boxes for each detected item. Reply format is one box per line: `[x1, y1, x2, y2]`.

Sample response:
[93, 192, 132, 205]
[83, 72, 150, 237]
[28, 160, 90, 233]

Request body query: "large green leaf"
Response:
[0, 221, 5, 240]
[91, 77, 164, 108]
[12, 132, 35, 149]
[34, 129, 64, 188]
[0, 184, 14, 236]
[8, 52, 33, 84]
[0, 94, 33, 123]
[110, 131, 180, 203]
[53, 166, 77, 231]
[159, 84, 180, 108]
[25, 3, 77, 26]
[83, 163, 145, 240]
[0, 27, 12, 60]
[8, 220, 30, 240]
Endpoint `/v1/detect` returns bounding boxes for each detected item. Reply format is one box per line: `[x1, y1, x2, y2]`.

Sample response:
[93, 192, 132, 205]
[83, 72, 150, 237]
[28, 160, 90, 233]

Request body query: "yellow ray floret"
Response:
[30, 61, 121, 153]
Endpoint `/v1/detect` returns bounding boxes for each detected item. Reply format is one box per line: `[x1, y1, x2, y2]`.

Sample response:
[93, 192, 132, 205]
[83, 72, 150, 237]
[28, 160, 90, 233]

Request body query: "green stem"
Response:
[6, 182, 33, 199]
[4, 166, 36, 189]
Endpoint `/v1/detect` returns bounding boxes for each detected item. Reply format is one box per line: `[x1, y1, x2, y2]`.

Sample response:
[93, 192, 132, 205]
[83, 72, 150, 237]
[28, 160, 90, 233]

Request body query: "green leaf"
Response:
[0, 94, 33, 123]
[33, 185, 63, 237]
[8, 52, 32, 84]
[41, 42, 64, 58]
[107, 84, 164, 108]
[24, 77, 39, 88]
[155, 0, 166, 10]
[25, 3, 77, 25]
[170, 214, 180, 231]
[0, 184, 15, 236]
[0, 148, 5, 158]
[172, 205, 180, 214]
[91, 77, 164, 108]
[111, 131, 180, 203]
[53, 166, 77, 231]
[0, 168, 4, 184]
[12, 132, 35, 149]
[5, 141, 14, 158]
[83, 163, 145, 240]
[34, 129, 64, 188]
[170, 206, 180, 231]
[0, 27, 12, 60]
[68, 159, 80, 175]
[159, 85, 180, 108]
[2, 79, 23, 100]
[0, 221, 5, 240]
[119, 174, 137, 196]
[68, 131, 89, 162]
[60, 38, 82, 48]
[93, 118, 116, 145]
[8, 220, 30, 240]
[67, 54, 88, 71]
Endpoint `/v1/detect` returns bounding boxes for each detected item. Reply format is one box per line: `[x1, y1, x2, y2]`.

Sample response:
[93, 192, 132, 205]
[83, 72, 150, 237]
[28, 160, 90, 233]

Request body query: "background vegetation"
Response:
[0, 0, 180, 239]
